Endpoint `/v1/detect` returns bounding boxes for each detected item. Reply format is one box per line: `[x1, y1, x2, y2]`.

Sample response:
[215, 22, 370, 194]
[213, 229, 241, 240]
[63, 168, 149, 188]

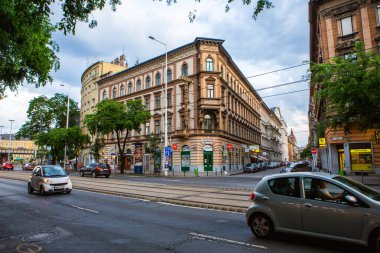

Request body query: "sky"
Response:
[0, 0, 310, 147]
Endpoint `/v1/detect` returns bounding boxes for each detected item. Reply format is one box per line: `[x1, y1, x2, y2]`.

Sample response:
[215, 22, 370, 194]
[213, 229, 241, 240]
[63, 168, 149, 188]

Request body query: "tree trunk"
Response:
[119, 151, 125, 174]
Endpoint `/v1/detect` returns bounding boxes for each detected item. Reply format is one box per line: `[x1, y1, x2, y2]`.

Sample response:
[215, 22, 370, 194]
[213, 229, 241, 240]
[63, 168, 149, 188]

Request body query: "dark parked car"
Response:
[79, 163, 111, 178]
[2, 162, 14, 171]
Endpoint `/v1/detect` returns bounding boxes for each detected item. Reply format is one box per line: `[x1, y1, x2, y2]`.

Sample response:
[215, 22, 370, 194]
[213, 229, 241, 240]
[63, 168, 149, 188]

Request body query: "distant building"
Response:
[309, 0, 380, 174]
[271, 107, 289, 163]
[288, 129, 298, 162]
[0, 134, 36, 163]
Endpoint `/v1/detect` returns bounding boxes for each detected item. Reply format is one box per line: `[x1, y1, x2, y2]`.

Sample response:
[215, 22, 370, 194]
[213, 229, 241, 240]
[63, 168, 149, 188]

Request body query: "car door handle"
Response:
[262, 197, 269, 200]
[303, 203, 312, 208]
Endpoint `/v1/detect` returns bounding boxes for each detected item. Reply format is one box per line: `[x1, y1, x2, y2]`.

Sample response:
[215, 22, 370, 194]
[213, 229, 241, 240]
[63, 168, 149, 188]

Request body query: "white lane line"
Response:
[189, 232, 267, 250]
[69, 205, 99, 214]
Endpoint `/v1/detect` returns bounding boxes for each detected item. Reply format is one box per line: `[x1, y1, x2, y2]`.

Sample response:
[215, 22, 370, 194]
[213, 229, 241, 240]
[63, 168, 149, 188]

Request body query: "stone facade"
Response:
[309, 0, 380, 174]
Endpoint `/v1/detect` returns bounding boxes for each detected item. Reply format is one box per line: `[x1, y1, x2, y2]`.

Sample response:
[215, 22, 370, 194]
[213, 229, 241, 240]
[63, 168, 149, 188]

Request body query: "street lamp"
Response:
[8, 120, 14, 161]
[60, 84, 70, 166]
[149, 35, 168, 176]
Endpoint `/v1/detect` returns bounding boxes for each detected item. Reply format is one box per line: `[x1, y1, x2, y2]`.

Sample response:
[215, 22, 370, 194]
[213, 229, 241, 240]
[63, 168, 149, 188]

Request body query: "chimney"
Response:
[114, 57, 120, 66]
[120, 54, 126, 67]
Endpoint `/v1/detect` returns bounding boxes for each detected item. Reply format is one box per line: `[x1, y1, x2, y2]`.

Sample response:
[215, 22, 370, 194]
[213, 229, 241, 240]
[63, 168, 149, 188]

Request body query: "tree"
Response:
[144, 134, 162, 173]
[0, 0, 272, 98]
[300, 145, 311, 160]
[67, 127, 91, 169]
[85, 99, 151, 174]
[17, 93, 79, 140]
[311, 42, 380, 133]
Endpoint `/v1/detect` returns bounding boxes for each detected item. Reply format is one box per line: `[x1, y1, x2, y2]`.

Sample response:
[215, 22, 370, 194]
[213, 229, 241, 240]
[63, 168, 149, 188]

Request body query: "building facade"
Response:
[271, 107, 289, 163]
[309, 0, 380, 174]
[0, 134, 36, 163]
[288, 129, 298, 162]
[80, 59, 127, 164]
[259, 103, 283, 162]
[93, 38, 265, 174]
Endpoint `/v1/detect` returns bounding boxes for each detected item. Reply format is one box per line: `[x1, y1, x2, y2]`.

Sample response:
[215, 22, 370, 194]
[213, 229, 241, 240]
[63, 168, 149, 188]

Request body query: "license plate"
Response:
[55, 186, 64, 190]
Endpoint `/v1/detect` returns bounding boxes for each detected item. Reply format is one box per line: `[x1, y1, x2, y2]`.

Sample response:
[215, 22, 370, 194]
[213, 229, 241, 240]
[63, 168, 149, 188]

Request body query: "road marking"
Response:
[189, 232, 267, 250]
[16, 244, 42, 253]
[69, 205, 99, 214]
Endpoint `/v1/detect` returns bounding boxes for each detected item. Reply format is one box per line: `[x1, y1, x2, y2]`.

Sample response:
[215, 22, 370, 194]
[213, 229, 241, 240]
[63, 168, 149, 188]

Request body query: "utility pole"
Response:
[8, 120, 14, 161]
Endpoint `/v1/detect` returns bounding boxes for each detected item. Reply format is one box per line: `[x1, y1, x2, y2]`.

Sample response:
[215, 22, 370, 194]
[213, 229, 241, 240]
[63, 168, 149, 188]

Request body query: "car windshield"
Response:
[98, 164, 108, 169]
[333, 176, 380, 201]
[42, 166, 67, 177]
[289, 163, 297, 168]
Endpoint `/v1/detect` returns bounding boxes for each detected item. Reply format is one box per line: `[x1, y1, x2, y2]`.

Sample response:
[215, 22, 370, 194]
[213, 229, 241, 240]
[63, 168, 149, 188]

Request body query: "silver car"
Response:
[246, 172, 380, 252]
[28, 165, 73, 195]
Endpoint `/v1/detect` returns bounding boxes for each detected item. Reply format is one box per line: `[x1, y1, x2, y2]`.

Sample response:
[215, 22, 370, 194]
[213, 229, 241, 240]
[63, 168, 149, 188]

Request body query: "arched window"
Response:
[204, 114, 213, 131]
[182, 63, 188, 77]
[112, 87, 117, 98]
[137, 79, 141, 91]
[145, 76, 151, 89]
[206, 58, 214, 71]
[102, 90, 107, 100]
[120, 85, 125, 96]
[156, 72, 161, 86]
[128, 82, 133, 94]
[167, 69, 172, 82]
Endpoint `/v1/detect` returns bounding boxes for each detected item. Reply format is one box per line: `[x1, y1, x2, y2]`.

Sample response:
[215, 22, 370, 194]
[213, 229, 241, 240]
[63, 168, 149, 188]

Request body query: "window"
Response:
[102, 90, 107, 100]
[155, 95, 161, 109]
[304, 178, 345, 202]
[167, 92, 172, 107]
[182, 63, 188, 77]
[146, 76, 151, 89]
[155, 120, 160, 134]
[137, 79, 141, 91]
[204, 114, 212, 131]
[128, 82, 133, 94]
[268, 177, 300, 197]
[227, 73, 230, 85]
[156, 73, 161, 86]
[120, 85, 125, 96]
[207, 84, 214, 98]
[167, 118, 172, 132]
[341, 16, 353, 36]
[145, 123, 150, 135]
[112, 87, 117, 98]
[182, 116, 188, 129]
[206, 58, 214, 71]
[220, 66, 224, 78]
[167, 69, 172, 82]
[145, 98, 150, 110]
[91, 98, 95, 107]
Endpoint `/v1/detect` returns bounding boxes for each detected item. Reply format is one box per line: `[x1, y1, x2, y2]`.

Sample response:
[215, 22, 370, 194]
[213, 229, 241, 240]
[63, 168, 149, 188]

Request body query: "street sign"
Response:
[311, 148, 317, 154]
[172, 143, 178, 150]
[227, 144, 233, 150]
[165, 146, 172, 157]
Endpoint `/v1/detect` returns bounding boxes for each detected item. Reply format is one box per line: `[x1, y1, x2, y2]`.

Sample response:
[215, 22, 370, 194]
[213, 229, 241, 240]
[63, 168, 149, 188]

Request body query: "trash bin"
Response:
[134, 165, 143, 174]
[194, 168, 199, 177]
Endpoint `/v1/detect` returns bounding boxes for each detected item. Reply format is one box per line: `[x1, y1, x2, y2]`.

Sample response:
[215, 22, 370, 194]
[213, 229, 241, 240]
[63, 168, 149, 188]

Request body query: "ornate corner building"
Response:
[80, 37, 289, 173]
[309, 0, 380, 174]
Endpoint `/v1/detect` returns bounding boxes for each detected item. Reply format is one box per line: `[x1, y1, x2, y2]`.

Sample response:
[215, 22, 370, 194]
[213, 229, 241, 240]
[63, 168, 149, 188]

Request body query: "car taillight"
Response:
[250, 192, 256, 201]
[95, 167, 101, 171]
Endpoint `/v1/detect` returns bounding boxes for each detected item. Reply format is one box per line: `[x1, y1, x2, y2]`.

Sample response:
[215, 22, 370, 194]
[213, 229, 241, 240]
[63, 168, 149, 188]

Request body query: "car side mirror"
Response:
[344, 195, 358, 206]
[66, 172, 70, 175]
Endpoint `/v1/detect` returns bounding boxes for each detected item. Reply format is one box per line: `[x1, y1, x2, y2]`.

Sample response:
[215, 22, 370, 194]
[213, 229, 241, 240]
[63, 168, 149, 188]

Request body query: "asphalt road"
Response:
[0, 178, 367, 253]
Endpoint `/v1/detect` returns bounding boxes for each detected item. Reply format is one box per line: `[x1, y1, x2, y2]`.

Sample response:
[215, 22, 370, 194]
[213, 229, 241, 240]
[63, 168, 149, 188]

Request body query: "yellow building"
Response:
[0, 135, 36, 163]
[80, 59, 127, 164]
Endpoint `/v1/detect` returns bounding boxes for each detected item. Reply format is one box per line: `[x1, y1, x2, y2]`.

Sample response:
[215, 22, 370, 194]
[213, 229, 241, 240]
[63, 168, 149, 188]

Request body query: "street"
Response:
[0, 178, 367, 253]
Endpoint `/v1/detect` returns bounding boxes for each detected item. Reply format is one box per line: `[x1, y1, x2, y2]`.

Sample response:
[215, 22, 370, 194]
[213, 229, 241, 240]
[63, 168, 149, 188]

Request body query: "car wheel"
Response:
[92, 172, 96, 178]
[250, 213, 274, 239]
[28, 183, 34, 194]
[66, 189, 72, 194]
[369, 228, 380, 253]
[39, 186, 45, 196]
[105, 175, 109, 178]
[80, 171, 84, 177]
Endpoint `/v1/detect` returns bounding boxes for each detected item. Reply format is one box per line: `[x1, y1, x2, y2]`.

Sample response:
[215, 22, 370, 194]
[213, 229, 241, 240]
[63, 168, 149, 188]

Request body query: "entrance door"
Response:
[124, 155, 132, 171]
[203, 151, 213, 171]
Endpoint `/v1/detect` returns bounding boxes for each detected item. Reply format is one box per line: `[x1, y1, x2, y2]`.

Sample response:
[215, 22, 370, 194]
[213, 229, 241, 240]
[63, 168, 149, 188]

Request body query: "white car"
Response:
[28, 165, 72, 195]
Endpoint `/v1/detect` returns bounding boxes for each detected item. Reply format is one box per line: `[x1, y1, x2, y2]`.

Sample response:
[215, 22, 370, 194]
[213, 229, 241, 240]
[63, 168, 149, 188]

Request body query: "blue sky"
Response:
[0, 0, 310, 146]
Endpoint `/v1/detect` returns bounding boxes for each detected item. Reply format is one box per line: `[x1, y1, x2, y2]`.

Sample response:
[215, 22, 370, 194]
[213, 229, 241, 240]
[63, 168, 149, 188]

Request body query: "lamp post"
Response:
[8, 120, 14, 161]
[0, 125, 4, 138]
[60, 84, 70, 166]
[149, 35, 168, 176]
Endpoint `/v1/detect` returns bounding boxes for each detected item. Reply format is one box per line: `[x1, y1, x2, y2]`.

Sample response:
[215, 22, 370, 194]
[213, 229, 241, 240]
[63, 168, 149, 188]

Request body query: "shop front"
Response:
[203, 144, 213, 173]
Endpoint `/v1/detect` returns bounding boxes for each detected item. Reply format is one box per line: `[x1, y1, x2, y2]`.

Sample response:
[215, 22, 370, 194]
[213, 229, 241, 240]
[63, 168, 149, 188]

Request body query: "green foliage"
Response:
[144, 134, 161, 159]
[91, 137, 105, 161]
[311, 42, 380, 132]
[17, 93, 79, 139]
[85, 99, 151, 173]
[300, 145, 311, 159]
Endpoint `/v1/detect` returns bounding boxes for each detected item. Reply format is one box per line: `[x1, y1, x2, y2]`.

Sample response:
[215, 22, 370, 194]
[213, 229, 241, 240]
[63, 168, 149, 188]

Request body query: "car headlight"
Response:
[65, 178, 71, 183]
[43, 178, 51, 184]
